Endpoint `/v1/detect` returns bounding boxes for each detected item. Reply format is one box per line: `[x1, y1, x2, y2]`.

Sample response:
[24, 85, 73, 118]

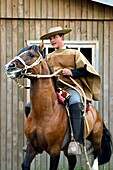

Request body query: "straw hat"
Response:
[40, 26, 72, 40]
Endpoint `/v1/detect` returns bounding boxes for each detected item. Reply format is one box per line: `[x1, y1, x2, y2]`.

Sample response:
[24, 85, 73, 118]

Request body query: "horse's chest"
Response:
[28, 128, 48, 149]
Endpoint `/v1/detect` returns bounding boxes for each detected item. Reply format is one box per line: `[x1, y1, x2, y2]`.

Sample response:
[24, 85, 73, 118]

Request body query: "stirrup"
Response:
[68, 140, 84, 155]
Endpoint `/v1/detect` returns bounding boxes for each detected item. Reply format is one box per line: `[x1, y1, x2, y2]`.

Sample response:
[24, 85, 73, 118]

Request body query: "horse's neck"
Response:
[30, 60, 57, 114]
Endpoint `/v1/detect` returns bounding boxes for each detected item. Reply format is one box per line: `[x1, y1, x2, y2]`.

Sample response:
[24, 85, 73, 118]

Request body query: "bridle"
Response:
[9, 50, 63, 78]
[15, 50, 42, 71]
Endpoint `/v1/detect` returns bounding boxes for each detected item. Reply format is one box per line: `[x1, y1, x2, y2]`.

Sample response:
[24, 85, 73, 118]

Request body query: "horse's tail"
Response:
[98, 122, 113, 165]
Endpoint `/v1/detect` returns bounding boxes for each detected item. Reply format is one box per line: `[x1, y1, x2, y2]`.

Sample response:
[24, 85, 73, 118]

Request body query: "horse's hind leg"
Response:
[21, 143, 37, 170]
[90, 121, 103, 169]
[92, 124, 102, 159]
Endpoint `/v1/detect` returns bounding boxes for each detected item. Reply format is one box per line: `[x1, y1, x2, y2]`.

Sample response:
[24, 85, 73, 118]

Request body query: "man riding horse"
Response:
[25, 26, 101, 155]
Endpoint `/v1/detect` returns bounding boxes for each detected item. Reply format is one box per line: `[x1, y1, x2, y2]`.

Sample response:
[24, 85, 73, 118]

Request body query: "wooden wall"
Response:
[0, 0, 113, 169]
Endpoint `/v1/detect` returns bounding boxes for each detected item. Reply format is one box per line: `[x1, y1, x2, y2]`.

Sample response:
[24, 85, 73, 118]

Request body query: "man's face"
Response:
[49, 34, 64, 49]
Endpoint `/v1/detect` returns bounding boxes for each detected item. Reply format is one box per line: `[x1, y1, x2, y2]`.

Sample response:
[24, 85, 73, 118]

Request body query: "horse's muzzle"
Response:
[5, 63, 22, 79]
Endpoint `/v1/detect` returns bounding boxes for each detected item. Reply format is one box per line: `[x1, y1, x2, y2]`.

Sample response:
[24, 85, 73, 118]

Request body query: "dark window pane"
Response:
[43, 48, 46, 58]
[48, 48, 55, 53]
[69, 47, 78, 50]
[80, 48, 92, 64]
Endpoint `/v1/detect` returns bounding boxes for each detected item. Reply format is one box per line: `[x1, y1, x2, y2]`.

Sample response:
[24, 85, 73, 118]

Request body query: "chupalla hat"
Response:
[40, 26, 72, 40]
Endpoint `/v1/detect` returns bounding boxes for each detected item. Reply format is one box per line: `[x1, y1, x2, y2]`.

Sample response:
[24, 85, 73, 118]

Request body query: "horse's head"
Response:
[5, 45, 43, 79]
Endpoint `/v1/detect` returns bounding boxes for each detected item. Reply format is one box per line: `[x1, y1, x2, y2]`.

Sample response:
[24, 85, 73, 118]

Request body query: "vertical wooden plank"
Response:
[103, 21, 109, 170]
[0, 19, 7, 170]
[24, 0, 30, 18]
[98, 3, 105, 19]
[7, 0, 12, 17]
[41, 0, 47, 18]
[75, 0, 81, 40]
[109, 21, 113, 170]
[6, 20, 13, 170]
[47, 0, 53, 18]
[30, 0, 36, 18]
[70, 0, 75, 19]
[0, 0, 6, 17]
[75, 20, 81, 40]
[24, 20, 30, 40]
[75, 0, 82, 19]
[52, 0, 58, 19]
[64, 20, 70, 40]
[105, 6, 110, 19]
[81, 1, 87, 40]
[12, 0, 18, 18]
[81, 21, 87, 40]
[51, 20, 56, 28]
[98, 21, 104, 119]
[46, 20, 52, 37]
[87, 0, 93, 19]
[81, 0, 88, 19]
[35, 0, 41, 18]
[87, 1, 93, 40]
[92, 21, 98, 40]
[40, 20, 47, 39]
[13, 0, 18, 18]
[63, 0, 70, 40]
[18, 0, 24, 18]
[58, 0, 64, 19]
[93, 2, 99, 20]
[103, 21, 109, 126]
[29, 20, 36, 40]
[0, 20, 2, 169]
[12, 19, 18, 170]
[87, 21, 93, 40]
[64, 0, 70, 19]
[36, 20, 41, 40]
[70, 21, 76, 40]
[57, 20, 64, 29]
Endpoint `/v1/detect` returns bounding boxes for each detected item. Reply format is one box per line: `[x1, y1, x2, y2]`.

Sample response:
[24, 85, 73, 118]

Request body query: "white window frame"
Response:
[26, 40, 99, 71]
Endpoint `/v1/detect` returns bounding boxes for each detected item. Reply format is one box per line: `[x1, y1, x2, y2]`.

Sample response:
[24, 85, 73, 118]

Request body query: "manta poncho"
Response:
[46, 49, 101, 101]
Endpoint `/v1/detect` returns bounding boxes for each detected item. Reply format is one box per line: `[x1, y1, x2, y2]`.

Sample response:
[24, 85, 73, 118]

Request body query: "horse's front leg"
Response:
[21, 143, 37, 170]
[49, 147, 61, 170]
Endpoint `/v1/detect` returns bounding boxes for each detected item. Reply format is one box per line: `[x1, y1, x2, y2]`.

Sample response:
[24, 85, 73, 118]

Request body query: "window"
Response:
[26, 40, 99, 71]
[26, 40, 99, 106]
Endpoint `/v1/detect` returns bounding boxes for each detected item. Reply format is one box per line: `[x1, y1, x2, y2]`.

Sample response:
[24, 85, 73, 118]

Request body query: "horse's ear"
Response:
[25, 40, 29, 46]
[39, 41, 44, 52]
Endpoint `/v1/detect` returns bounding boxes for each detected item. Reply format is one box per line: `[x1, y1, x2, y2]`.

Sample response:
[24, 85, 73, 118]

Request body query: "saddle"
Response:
[56, 88, 91, 112]
[56, 88, 71, 105]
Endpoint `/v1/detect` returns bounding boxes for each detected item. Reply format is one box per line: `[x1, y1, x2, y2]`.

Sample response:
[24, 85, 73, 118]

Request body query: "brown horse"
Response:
[5, 45, 113, 170]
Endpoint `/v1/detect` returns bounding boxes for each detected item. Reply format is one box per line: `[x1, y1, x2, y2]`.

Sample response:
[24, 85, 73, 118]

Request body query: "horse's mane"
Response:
[17, 45, 39, 56]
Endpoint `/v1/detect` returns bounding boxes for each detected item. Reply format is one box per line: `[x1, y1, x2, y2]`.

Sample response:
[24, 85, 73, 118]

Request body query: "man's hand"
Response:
[62, 68, 72, 76]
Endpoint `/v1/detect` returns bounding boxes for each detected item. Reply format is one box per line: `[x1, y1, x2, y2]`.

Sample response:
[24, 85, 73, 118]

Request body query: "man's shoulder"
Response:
[64, 48, 78, 55]
[46, 48, 78, 59]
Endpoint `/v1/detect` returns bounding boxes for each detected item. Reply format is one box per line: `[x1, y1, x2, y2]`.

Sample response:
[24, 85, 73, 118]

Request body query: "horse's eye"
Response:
[29, 53, 34, 58]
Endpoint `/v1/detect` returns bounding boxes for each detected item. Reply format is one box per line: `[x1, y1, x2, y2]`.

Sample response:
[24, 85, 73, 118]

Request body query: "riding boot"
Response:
[68, 102, 84, 155]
